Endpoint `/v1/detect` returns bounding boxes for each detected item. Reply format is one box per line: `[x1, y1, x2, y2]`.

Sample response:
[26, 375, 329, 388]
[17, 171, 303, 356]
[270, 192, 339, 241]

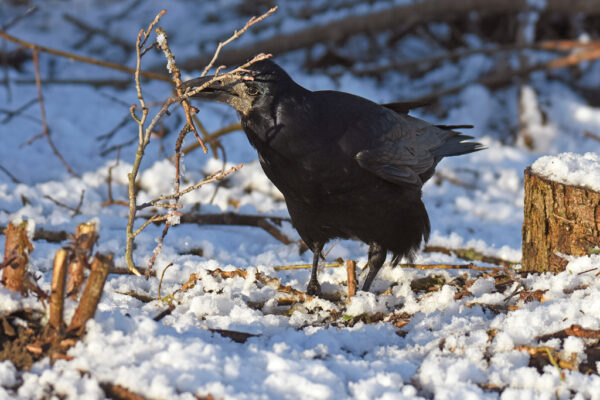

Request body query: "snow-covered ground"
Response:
[1, 1, 600, 399]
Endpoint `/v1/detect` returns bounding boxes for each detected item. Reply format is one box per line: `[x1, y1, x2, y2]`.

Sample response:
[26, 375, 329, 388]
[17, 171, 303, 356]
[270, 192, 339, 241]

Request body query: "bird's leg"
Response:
[306, 242, 324, 296]
[362, 243, 387, 292]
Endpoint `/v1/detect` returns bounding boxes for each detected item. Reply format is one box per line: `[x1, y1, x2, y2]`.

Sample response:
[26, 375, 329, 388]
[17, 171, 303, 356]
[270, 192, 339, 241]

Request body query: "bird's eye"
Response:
[247, 85, 260, 96]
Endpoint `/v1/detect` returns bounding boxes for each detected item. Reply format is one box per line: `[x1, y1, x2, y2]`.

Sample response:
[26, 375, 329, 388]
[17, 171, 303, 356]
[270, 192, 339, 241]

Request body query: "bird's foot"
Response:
[306, 279, 322, 297]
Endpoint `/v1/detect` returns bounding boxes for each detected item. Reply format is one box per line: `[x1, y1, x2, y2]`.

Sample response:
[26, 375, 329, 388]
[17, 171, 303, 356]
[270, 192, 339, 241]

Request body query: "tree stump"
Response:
[522, 167, 600, 272]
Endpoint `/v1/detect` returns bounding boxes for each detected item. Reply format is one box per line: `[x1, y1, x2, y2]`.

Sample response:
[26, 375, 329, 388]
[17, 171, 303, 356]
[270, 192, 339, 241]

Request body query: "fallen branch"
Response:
[424, 245, 519, 267]
[48, 248, 68, 331]
[402, 46, 600, 105]
[177, 0, 600, 71]
[346, 260, 357, 299]
[176, 212, 294, 246]
[536, 324, 600, 341]
[66, 222, 98, 299]
[67, 253, 112, 336]
[179, 268, 314, 306]
[354, 40, 600, 76]
[274, 261, 343, 271]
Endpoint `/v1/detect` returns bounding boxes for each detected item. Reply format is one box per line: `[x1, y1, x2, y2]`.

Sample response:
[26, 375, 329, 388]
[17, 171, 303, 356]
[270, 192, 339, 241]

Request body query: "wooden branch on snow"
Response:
[346, 260, 357, 299]
[178, 0, 600, 71]
[48, 248, 68, 331]
[177, 212, 295, 246]
[67, 253, 112, 336]
[1, 221, 34, 294]
[66, 222, 98, 299]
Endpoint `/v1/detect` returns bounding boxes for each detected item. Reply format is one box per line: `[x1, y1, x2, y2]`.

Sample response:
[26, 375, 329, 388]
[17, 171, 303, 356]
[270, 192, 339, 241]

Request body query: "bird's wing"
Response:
[354, 113, 469, 186]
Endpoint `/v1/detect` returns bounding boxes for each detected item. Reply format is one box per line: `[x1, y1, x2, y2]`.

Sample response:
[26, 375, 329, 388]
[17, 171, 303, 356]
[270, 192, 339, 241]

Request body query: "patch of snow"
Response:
[531, 152, 600, 191]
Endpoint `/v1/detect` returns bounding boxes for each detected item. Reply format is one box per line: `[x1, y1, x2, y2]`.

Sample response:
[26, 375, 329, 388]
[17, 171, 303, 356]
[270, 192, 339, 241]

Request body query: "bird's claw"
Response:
[306, 279, 322, 297]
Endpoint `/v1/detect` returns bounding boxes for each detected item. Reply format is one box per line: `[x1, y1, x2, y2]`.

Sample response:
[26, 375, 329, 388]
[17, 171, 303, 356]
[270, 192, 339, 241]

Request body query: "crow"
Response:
[182, 59, 483, 296]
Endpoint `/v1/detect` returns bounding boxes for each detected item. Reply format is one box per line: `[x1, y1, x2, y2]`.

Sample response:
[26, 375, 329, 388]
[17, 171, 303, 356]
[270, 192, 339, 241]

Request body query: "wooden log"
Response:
[1, 221, 34, 293]
[66, 222, 98, 299]
[522, 167, 600, 272]
[67, 253, 112, 336]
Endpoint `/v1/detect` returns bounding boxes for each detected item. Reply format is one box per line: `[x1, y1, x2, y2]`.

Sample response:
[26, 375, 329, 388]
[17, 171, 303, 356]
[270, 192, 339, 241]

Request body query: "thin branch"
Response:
[0, 97, 38, 124]
[13, 78, 132, 88]
[201, 6, 278, 77]
[32, 50, 79, 178]
[0, 164, 21, 184]
[423, 245, 518, 267]
[401, 46, 600, 105]
[145, 221, 170, 279]
[584, 130, 600, 143]
[63, 13, 133, 52]
[43, 190, 85, 216]
[177, 122, 242, 157]
[0, 29, 169, 82]
[354, 40, 600, 76]
[1, 6, 38, 31]
[136, 164, 242, 210]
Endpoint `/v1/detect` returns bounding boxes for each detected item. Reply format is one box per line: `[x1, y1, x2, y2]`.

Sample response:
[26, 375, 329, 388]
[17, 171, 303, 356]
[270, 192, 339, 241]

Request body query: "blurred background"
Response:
[1, 0, 600, 255]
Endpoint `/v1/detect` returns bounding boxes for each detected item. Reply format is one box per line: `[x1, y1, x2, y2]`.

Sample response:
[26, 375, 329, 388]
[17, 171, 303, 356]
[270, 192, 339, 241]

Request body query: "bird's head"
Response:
[179, 59, 294, 115]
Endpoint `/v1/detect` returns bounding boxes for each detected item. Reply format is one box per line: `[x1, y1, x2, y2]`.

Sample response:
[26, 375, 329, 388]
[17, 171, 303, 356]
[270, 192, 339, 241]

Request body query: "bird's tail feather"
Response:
[436, 132, 485, 158]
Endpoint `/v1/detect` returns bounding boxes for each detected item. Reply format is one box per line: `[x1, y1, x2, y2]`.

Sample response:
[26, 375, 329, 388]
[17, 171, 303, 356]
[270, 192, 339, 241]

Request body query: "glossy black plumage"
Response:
[182, 60, 483, 295]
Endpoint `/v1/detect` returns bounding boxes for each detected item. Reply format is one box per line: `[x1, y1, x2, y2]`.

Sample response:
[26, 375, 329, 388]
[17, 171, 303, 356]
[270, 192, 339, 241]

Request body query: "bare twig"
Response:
[13, 78, 132, 88]
[274, 262, 343, 271]
[0, 97, 38, 124]
[178, 0, 600, 71]
[43, 190, 85, 216]
[346, 260, 357, 298]
[125, 11, 168, 276]
[157, 262, 174, 299]
[0, 29, 169, 82]
[584, 130, 600, 143]
[145, 221, 171, 279]
[354, 40, 600, 76]
[125, 9, 276, 277]
[63, 13, 133, 52]
[178, 122, 242, 157]
[32, 50, 79, 178]
[423, 245, 519, 267]
[401, 46, 600, 105]
[201, 6, 278, 76]
[0, 164, 21, 183]
[101, 148, 128, 207]
[136, 164, 242, 210]
[176, 212, 295, 246]
[1, 7, 38, 31]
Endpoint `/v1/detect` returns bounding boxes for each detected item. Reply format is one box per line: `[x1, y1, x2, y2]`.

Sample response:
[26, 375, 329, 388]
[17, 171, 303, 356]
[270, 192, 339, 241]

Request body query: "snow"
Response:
[532, 152, 600, 191]
[1, 0, 600, 399]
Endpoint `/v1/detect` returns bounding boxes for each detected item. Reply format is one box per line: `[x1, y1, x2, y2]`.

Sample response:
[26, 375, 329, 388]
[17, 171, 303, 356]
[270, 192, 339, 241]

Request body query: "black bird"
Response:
[182, 60, 483, 295]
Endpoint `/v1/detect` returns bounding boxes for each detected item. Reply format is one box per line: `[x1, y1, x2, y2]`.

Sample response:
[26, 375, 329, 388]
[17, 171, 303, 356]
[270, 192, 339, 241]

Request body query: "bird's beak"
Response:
[179, 75, 252, 114]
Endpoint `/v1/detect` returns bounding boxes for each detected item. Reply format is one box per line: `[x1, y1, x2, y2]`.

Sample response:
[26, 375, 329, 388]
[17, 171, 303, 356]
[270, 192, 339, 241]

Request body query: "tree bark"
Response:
[1, 221, 33, 293]
[66, 222, 98, 299]
[522, 167, 600, 272]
